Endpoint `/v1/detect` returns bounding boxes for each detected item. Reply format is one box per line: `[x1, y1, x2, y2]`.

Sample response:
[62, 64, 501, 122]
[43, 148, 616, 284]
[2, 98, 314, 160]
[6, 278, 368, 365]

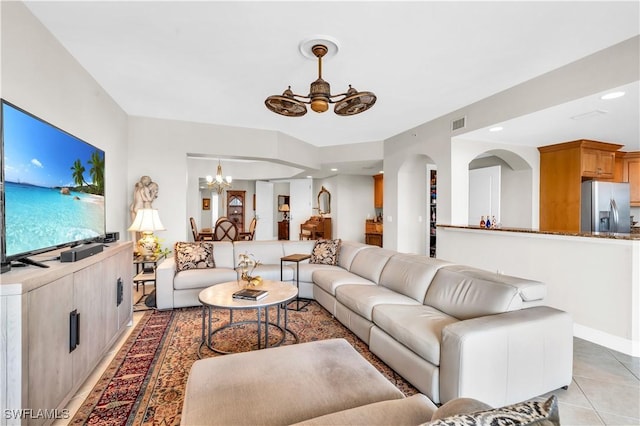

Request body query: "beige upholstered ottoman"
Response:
[181, 338, 435, 425]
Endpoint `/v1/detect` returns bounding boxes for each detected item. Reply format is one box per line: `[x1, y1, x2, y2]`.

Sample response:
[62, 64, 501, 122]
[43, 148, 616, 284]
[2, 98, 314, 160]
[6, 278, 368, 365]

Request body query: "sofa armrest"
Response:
[155, 256, 176, 310]
[440, 306, 572, 407]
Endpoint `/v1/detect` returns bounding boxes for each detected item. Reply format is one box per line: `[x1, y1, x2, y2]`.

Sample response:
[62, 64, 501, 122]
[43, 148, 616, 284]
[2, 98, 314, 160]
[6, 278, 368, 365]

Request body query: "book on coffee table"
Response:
[232, 288, 268, 300]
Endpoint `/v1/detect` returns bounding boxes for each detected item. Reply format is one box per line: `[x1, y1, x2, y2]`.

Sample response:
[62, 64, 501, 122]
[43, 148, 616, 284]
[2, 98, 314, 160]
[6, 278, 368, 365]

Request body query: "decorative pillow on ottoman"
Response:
[310, 238, 342, 265]
[174, 242, 215, 271]
[424, 395, 559, 426]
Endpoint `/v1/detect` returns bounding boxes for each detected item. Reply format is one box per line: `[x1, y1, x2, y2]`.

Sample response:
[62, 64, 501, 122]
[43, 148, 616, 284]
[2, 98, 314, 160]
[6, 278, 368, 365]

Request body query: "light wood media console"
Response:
[0, 242, 133, 426]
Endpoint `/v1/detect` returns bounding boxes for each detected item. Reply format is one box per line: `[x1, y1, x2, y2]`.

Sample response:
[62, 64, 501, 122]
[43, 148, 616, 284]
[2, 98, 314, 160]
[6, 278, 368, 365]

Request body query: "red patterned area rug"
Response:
[71, 301, 418, 425]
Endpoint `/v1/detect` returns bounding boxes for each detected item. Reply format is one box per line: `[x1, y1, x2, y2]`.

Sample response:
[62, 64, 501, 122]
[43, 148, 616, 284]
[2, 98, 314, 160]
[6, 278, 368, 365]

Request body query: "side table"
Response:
[133, 253, 165, 302]
[280, 253, 311, 311]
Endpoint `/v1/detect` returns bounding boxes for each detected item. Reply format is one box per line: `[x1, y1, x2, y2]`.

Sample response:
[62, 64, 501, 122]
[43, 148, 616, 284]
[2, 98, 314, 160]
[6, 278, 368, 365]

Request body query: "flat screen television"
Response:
[1, 99, 105, 269]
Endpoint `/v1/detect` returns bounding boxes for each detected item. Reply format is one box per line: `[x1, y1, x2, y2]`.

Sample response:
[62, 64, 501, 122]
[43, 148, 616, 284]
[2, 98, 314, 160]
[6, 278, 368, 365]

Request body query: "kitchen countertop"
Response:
[437, 224, 640, 240]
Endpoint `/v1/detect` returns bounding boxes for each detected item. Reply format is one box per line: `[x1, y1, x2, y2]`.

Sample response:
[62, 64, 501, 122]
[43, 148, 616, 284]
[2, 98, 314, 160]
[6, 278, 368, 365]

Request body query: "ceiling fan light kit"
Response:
[265, 38, 376, 117]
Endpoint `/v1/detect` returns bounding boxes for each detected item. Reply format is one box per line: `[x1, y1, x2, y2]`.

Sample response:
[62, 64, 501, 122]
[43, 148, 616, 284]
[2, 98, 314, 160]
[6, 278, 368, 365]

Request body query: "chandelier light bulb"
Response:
[311, 99, 329, 113]
[207, 160, 232, 194]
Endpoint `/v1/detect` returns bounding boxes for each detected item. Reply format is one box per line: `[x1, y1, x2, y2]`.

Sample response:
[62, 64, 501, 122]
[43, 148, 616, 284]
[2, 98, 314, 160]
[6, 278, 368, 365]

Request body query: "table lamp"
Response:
[128, 208, 166, 258]
[279, 203, 290, 221]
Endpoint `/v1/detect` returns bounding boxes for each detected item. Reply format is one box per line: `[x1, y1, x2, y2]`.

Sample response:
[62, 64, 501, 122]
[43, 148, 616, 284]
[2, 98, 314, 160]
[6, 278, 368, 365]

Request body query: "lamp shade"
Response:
[279, 204, 290, 212]
[128, 209, 166, 232]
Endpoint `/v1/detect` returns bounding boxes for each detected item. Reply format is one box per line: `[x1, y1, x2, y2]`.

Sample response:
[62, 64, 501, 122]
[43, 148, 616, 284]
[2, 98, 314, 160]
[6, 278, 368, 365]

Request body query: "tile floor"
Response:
[58, 284, 640, 425]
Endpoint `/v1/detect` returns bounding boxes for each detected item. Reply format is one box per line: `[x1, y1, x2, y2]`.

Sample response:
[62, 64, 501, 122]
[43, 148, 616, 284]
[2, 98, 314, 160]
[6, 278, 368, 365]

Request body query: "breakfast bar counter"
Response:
[438, 224, 640, 240]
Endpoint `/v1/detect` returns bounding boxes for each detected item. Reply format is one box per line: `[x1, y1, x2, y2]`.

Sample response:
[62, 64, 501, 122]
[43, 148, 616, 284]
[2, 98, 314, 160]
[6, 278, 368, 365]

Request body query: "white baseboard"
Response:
[574, 323, 640, 357]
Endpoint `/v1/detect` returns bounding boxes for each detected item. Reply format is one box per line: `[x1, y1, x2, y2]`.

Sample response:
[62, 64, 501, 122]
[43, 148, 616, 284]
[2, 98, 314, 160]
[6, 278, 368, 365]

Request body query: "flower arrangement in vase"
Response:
[237, 252, 263, 287]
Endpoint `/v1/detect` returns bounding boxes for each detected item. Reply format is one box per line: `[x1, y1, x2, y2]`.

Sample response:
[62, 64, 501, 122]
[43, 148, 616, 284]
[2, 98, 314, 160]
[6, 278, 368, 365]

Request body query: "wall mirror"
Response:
[318, 186, 331, 215]
[277, 195, 290, 209]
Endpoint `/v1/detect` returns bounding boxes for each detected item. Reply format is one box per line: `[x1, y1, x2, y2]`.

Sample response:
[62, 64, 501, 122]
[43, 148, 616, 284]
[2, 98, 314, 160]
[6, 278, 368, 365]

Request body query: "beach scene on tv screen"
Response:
[3, 103, 105, 257]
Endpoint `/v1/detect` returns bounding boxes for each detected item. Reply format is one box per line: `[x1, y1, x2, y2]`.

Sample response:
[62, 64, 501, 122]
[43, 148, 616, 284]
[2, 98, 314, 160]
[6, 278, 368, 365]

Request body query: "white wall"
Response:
[336, 175, 375, 244]
[128, 115, 320, 249]
[1, 2, 130, 237]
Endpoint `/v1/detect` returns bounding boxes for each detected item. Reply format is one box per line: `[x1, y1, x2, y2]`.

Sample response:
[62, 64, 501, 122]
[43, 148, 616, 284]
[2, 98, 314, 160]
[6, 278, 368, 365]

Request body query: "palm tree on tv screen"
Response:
[70, 159, 87, 188]
[88, 150, 104, 195]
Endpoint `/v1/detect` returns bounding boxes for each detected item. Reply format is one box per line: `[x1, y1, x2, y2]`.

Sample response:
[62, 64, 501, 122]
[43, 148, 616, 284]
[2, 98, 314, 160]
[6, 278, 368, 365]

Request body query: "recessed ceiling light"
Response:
[489, 126, 503, 132]
[330, 168, 338, 172]
[601, 91, 625, 100]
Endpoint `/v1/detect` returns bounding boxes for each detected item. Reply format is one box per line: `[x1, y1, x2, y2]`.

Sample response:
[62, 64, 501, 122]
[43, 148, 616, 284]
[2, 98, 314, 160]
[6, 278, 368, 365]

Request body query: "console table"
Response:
[0, 242, 133, 425]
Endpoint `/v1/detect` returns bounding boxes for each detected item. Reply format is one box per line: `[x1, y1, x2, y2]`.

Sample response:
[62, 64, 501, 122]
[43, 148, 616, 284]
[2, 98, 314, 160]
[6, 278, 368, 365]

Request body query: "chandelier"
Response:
[265, 43, 376, 117]
[206, 160, 232, 194]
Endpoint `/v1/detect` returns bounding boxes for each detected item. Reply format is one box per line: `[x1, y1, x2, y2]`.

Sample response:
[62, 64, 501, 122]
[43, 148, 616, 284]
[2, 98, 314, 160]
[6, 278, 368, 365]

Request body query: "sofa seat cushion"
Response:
[313, 269, 376, 296]
[253, 264, 294, 281]
[372, 304, 458, 366]
[296, 263, 342, 283]
[293, 394, 437, 425]
[173, 268, 238, 290]
[336, 284, 420, 321]
[181, 338, 405, 425]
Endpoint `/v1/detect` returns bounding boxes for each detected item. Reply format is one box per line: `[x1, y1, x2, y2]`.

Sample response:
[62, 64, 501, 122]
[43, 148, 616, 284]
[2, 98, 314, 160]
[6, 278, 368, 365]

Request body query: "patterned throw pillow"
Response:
[174, 242, 215, 272]
[309, 239, 341, 265]
[424, 395, 559, 426]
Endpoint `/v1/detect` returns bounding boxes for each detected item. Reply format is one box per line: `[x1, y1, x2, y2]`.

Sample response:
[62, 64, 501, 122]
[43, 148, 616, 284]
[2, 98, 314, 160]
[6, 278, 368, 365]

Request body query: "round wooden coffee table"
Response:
[198, 280, 298, 356]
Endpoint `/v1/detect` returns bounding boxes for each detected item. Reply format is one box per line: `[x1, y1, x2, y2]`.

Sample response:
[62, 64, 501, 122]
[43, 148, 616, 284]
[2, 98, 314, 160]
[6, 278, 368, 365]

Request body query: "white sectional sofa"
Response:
[155, 239, 573, 406]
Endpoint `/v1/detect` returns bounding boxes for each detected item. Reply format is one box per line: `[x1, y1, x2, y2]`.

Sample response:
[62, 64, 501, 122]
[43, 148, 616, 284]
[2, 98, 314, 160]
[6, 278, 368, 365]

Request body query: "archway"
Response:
[467, 149, 535, 228]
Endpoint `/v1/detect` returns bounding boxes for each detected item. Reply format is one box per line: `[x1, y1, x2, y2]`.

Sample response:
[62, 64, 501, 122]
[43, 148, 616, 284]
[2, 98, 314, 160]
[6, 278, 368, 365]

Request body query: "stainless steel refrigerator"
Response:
[581, 181, 630, 233]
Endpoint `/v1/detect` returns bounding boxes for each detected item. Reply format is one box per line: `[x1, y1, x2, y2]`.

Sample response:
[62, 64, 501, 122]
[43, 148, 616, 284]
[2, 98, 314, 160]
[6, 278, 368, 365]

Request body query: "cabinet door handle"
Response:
[117, 277, 123, 306]
[69, 310, 80, 352]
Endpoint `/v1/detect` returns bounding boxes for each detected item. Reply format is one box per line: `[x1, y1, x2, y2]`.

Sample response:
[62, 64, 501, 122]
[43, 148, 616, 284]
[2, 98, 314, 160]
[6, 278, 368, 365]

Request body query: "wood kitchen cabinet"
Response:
[538, 139, 623, 232]
[622, 152, 640, 206]
[581, 146, 617, 179]
[373, 173, 383, 209]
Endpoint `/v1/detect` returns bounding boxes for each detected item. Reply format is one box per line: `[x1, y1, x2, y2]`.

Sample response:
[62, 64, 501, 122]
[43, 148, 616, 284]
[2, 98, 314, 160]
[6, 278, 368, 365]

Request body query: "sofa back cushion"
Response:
[378, 254, 453, 302]
[425, 267, 523, 320]
[337, 241, 371, 270]
[349, 248, 396, 284]
[439, 265, 547, 303]
[233, 240, 285, 265]
[283, 240, 316, 258]
[210, 241, 236, 269]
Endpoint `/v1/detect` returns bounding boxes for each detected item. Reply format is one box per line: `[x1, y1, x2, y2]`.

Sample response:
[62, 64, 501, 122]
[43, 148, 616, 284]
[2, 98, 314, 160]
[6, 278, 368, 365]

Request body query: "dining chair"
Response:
[240, 217, 257, 240]
[214, 219, 239, 241]
[189, 217, 199, 241]
[190, 217, 214, 241]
